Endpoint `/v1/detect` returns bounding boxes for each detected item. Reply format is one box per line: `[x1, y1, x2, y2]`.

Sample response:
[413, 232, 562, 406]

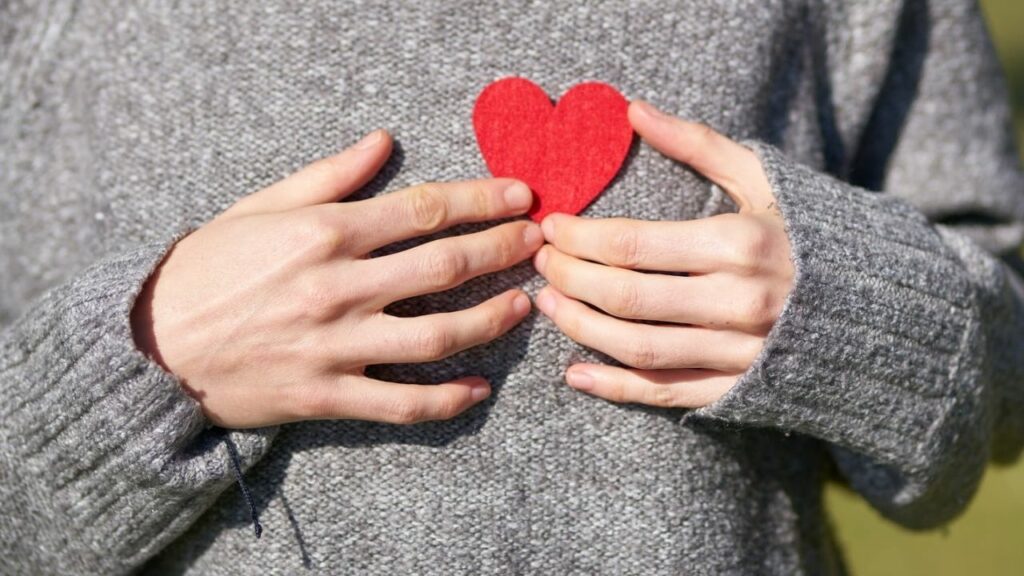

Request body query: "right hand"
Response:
[130, 129, 542, 428]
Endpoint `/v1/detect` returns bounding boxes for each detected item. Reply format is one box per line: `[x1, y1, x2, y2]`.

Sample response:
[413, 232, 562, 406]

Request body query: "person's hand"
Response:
[533, 101, 793, 409]
[131, 130, 543, 428]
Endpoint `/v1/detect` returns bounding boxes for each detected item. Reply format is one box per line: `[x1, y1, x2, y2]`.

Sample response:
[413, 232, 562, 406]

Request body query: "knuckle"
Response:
[626, 337, 658, 370]
[612, 278, 645, 318]
[741, 286, 777, 330]
[295, 273, 336, 319]
[746, 222, 774, 260]
[690, 122, 716, 142]
[606, 225, 642, 269]
[562, 309, 584, 341]
[543, 251, 565, 286]
[469, 183, 492, 217]
[608, 380, 629, 404]
[433, 392, 465, 421]
[680, 123, 716, 159]
[649, 385, 678, 408]
[407, 184, 449, 232]
[295, 214, 345, 258]
[483, 305, 507, 340]
[727, 218, 772, 271]
[387, 397, 426, 425]
[734, 336, 766, 368]
[307, 155, 344, 186]
[422, 247, 468, 288]
[494, 232, 517, 268]
[411, 324, 456, 360]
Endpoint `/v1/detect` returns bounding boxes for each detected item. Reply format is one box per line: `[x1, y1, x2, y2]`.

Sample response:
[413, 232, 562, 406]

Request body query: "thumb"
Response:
[627, 101, 772, 212]
[226, 129, 393, 217]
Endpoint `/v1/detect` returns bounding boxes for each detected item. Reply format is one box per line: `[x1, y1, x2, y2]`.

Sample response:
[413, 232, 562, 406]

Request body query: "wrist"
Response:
[130, 271, 173, 373]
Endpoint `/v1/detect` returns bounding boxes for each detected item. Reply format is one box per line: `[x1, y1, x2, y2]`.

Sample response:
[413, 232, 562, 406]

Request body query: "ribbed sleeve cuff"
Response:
[684, 141, 988, 474]
[0, 227, 276, 566]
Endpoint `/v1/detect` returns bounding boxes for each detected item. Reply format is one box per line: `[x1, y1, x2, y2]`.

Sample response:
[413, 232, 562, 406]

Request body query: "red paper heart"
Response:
[472, 77, 634, 221]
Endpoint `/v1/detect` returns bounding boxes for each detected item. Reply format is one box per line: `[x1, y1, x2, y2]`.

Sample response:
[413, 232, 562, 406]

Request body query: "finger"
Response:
[347, 290, 531, 365]
[535, 245, 777, 332]
[358, 220, 543, 307]
[628, 101, 773, 211]
[564, 363, 738, 409]
[540, 212, 731, 273]
[293, 374, 491, 424]
[535, 286, 761, 372]
[227, 129, 393, 217]
[331, 178, 534, 255]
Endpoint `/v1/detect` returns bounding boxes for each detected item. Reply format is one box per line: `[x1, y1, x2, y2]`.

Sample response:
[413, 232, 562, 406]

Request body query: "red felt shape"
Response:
[472, 77, 634, 222]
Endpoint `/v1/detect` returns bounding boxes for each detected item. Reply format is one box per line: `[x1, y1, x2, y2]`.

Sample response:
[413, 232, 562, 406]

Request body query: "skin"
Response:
[132, 101, 792, 427]
[131, 129, 543, 428]
[534, 100, 794, 409]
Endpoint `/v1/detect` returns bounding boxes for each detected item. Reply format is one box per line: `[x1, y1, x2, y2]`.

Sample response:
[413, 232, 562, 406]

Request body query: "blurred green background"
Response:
[826, 1, 1024, 574]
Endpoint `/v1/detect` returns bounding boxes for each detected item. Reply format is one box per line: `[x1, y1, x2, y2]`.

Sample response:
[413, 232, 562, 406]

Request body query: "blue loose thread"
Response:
[222, 432, 263, 539]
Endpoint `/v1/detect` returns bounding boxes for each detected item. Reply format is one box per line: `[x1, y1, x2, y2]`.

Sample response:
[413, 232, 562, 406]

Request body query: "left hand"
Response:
[533, 101, 794, 409]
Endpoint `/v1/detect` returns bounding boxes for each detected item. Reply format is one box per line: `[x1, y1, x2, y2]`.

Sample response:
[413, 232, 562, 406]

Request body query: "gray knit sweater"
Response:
[2, 1, 1023, 574]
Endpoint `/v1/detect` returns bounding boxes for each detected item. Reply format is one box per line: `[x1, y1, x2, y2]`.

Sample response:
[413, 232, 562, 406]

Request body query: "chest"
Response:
[1, 0, 826, 321]
[77, 0, 809, 231]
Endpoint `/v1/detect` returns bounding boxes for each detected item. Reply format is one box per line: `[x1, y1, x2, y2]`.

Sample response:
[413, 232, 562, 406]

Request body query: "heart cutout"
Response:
[472, 77, 634, 221]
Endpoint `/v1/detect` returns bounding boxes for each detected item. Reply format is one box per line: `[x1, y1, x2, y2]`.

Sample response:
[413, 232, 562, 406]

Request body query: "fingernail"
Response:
[512, 292, 531, 316]
[566, 369, 594, 391]
[504, 182, 533, 212]
[533, 246, 548, 274]
[354, 129, 383, 149]
[523, 223, 543, 249]
[470, 382, 491, 402]
[536, 289, 556, 316]
[541, 214, 558, 241]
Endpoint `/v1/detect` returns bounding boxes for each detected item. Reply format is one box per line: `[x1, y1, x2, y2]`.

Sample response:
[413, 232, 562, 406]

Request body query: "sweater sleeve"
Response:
[0, 227, 278, 575]
[685, 0, 1024, 529]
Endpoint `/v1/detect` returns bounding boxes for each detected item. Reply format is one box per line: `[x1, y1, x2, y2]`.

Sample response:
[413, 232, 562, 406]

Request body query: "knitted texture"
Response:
[1, 1, 1022, 574]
